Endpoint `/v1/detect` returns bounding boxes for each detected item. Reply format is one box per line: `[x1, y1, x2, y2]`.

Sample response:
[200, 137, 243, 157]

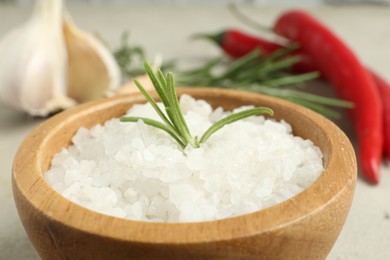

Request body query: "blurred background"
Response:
[1, 1, 390, 260]
[1, 0, 390, 5]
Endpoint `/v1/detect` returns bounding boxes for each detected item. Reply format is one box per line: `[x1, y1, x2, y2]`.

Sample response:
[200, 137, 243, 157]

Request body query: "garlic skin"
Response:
[0, 0, 121, 116]
[0, 0, 75, 116]
[64, 14, 121, 103]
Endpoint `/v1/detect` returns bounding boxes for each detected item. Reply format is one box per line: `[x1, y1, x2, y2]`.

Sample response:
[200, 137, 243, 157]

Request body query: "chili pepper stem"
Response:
[190, 31, 226, 46]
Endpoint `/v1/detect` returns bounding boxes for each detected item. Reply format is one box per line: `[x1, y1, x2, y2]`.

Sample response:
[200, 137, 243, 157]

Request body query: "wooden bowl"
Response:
[12, 88, 356, 259]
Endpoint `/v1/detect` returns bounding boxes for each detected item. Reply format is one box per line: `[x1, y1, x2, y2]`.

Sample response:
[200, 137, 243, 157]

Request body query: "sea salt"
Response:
[44, 94, 323, 222]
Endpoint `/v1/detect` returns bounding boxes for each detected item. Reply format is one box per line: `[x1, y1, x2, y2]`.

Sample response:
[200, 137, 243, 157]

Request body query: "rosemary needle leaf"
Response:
[157, 69, 168, 88]
[166, 72, 196, 147]
[291, 91, 354, 108]
[261, 71, 320, 87]
[218, 49, 261, 79]
[259, 56, 301, 74]
[258, 87, 353, 108]
[287, 98, 341, 119]
[144, 61, 170, 107]
[133, 79, 174, 129]
[178, 56, 223, 78]
[266, 43, 299, 61]
[156, 69, 177, 122]
[200, 107, 274, 144]
[120, 117, 186, 149]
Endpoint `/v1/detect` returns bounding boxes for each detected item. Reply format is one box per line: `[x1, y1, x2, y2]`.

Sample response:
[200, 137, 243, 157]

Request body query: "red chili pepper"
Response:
[200, 29, 317, 74]
[202, 24, 386, 183]
[200, 29, 281, 58]
[202, 28, 389, 182]
[273, 10, 383, 184]
[370, 71, 390, 159]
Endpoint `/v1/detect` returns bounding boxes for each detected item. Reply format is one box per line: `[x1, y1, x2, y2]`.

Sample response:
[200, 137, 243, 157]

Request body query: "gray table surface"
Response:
[1, 4, 390, 260]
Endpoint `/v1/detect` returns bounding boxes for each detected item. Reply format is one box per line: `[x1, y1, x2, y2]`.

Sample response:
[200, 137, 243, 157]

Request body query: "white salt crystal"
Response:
[131, 138, 145, 150]
[109, 207, 126, 218]
[124, 188, 137, 202]
[147, 195, 166, 218]
[130, 202, 143, 219]
[255, 177, 274, 198]
[179, 94, 212, 117]
[45, 167, 67, 193]
[71, 127, 90, 148]
[169, 183, 202, 206]
[209, 106, 225, 122]
[45, 94, 323, 223]
[143, 149, 155, 162]
[178, 201, 203, 222]
[185, 147, 206, 171]
[159, 165, 191, 183]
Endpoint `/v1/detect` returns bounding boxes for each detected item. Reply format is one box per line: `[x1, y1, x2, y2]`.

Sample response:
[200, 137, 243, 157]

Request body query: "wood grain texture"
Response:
[12, 88, 357, 259]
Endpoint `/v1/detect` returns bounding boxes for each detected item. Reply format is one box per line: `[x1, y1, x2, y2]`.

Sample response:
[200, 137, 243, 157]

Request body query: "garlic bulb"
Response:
[0, 0, 121, 116]
[0, 0, 74, 116]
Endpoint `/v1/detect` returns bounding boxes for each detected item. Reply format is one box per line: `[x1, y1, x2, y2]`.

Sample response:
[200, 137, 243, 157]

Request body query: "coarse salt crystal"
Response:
[44, 94, 323, 222]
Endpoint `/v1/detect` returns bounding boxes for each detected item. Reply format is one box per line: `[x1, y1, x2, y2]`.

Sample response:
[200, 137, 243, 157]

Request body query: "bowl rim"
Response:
[12, 87, 357, 244]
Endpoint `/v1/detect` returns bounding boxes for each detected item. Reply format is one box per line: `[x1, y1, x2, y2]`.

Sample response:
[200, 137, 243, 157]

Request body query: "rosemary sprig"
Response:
[120, 61, 274, 149]
[113, 32, 145, 81]
[113, 32, 175, 82]
[113, 35, 353, 119]
[175, 49, 353, 119]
